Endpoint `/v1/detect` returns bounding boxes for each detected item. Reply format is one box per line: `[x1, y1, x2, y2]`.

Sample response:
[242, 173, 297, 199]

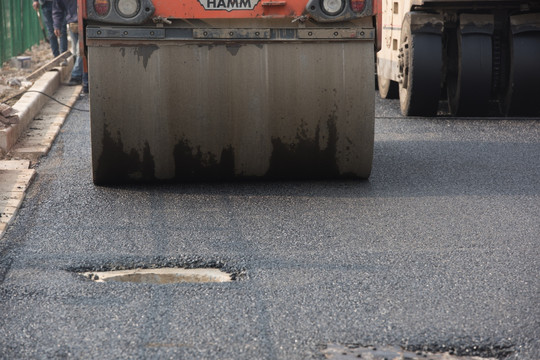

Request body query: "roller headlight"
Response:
[116, 0, 140, 18]
[321, 0, 344, 16]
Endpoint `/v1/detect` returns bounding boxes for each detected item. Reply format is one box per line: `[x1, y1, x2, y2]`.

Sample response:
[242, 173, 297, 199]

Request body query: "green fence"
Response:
[0, 0, 44, 65]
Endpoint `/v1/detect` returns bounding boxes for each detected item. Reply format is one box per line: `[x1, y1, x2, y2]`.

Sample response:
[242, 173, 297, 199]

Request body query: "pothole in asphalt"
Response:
[322, 344, 507, 360]
[80, 268, 233, 284]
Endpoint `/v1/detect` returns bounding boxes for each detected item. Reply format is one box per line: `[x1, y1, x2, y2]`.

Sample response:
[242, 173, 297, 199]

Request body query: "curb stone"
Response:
[0, 55, 74, 153]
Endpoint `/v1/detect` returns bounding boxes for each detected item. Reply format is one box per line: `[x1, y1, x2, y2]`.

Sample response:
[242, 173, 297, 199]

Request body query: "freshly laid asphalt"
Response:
[0, 95, 538, 359]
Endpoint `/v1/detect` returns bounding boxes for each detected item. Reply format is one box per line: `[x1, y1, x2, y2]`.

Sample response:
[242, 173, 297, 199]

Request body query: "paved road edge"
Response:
[0, 56, 79, 240]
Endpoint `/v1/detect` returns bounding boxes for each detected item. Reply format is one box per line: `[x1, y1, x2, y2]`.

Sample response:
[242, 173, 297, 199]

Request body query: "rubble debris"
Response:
[0, 103, 19, 127]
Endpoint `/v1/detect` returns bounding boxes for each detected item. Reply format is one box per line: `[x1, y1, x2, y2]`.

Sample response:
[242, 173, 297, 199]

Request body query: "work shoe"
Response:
[66, 78, 82, 86]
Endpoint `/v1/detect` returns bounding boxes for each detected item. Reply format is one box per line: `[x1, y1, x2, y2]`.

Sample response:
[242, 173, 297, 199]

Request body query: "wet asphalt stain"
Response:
[94, 125, 156, 184]
[173, 139, 235, 180]
[266, 115, 340, 179]
[134, 45, 158, 70]
[226, 44, 241, 56]
[141, 142, 155, 180]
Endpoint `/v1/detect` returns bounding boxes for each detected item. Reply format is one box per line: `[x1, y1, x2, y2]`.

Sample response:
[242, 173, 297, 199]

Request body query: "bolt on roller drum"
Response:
[87, 30, 375, 184]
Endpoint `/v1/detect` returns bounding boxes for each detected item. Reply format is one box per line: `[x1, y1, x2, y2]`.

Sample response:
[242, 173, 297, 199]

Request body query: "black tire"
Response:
[398, 14, 443, 116]
[502, 32, 540, 116]
[446, 30, 493, 116]
[378, 73, 399, 99]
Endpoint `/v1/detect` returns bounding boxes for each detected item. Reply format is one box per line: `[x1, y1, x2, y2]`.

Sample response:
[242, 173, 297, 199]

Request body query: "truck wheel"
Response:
[378, 74, 399, 99]
[503, 31, 540, 116]
[398, 15, 442, 116]
[447, 29, 493, 116]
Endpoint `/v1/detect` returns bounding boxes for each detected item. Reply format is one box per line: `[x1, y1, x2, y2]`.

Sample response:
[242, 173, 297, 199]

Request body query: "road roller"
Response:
[78, 0, 376, 184]
[375, 0, 540, 117]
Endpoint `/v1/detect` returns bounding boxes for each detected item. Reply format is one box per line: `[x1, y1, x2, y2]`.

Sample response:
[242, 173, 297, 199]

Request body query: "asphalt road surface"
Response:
[0, 95, 538, 359]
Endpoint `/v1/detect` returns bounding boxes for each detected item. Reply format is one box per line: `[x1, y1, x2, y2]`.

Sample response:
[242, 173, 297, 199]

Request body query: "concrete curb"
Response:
[12, 84, 82, 161]
[0, 56, 74, 153]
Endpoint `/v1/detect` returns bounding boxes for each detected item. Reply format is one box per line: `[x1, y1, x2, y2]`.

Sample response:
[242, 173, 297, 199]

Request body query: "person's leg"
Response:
[69, 27, 77, 55]
[59, 18, 68, 54]
[40, 2, 59, 57]
[82, 71, 89, 93]
[68, 30, 83, 84]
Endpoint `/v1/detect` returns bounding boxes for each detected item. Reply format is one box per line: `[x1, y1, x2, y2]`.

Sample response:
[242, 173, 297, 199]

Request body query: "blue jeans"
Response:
[70, 30, 82, 79]
[70, 30, 89, 90]
[40, 1, 67, 57]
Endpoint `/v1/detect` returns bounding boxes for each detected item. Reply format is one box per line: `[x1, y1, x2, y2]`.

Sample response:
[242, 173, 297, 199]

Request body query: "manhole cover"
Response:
[80, 268, 232, 284]
[322, 345, 498, 360]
